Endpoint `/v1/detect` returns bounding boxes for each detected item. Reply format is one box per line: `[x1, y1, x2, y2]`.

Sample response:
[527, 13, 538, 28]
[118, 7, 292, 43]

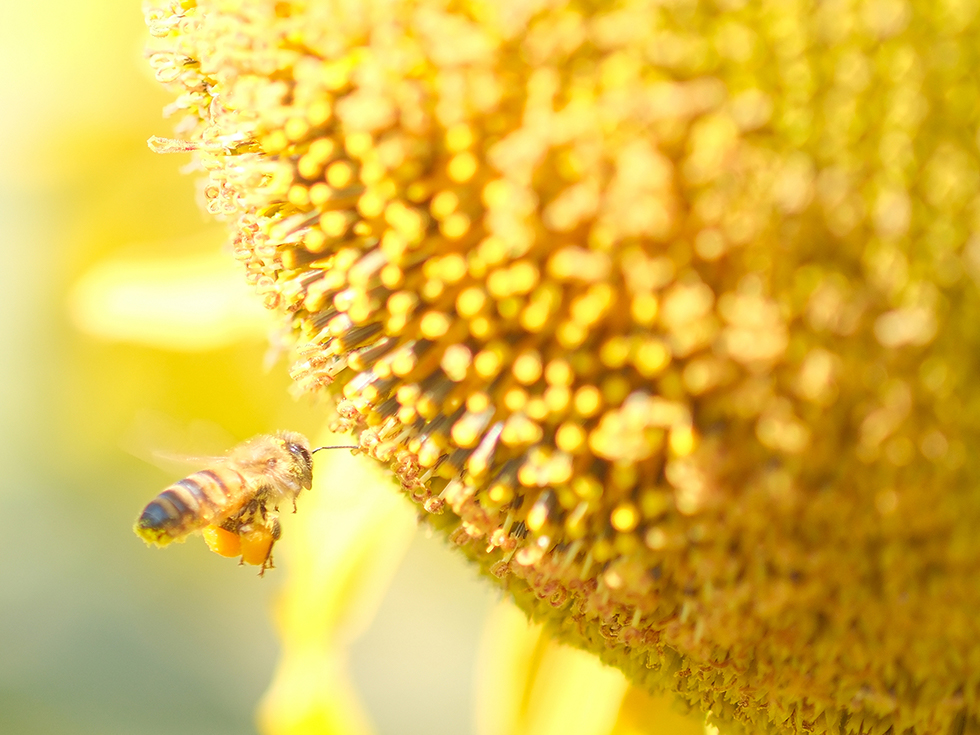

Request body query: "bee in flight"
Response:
[134, 431, 355, 574]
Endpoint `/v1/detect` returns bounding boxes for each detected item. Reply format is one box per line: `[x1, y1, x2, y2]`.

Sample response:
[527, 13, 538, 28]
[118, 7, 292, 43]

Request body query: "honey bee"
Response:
[134, 431, 355, 574]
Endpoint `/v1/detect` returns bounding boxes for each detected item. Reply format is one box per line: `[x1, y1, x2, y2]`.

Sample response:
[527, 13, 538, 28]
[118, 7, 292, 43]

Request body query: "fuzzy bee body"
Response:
[137, 466, 249, 543]
[134, 431, 316, 572]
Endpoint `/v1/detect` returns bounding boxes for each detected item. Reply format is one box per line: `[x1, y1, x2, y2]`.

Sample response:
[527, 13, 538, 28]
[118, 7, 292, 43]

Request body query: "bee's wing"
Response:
[223, 435, 283, 475]
[149, 450, 232, 474]
[120, 414, 239, 475]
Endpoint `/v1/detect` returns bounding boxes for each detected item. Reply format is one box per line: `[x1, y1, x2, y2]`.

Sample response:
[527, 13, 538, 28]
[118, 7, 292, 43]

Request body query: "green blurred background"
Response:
[0, 2, 497, 733]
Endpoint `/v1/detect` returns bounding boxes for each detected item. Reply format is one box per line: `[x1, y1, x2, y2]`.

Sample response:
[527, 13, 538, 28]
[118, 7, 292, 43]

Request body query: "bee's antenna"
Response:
[311, 445, 359, 454]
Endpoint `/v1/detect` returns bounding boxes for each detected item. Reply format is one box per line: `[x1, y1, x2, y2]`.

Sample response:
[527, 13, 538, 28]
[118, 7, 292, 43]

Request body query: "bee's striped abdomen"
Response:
[134, 467, 245, 546]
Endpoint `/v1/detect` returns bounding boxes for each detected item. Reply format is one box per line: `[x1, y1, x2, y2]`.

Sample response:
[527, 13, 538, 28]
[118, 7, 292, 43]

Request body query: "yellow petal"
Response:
[69, 247, 271, 351]
[475, 600, 629, 735]
[609, 686, 705, 735]
[259, 434, 417, 735]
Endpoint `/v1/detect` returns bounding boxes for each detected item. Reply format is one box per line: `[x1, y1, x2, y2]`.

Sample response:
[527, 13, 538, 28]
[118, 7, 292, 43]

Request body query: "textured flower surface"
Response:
[145, 1, 980, 734]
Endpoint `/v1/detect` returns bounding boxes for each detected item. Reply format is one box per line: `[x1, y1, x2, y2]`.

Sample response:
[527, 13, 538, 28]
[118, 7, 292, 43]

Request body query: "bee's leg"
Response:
[236, 520, 255, 569]
[258, 547, 276, 576]
[254, 517, 281, 576]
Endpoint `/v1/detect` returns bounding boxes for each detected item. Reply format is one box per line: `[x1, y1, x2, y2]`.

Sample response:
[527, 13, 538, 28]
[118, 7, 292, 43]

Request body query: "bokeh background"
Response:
[0, 2, 501, 734]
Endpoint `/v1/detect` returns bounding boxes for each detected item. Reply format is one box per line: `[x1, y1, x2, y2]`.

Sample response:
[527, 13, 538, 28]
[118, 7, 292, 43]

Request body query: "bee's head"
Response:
[273, 431, 359, 492]
[275, 431, 314, 488]
[285, 439, 313, 469]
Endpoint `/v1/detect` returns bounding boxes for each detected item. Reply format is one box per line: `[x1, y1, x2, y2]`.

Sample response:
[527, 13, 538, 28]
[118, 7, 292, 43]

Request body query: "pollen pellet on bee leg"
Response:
[203, 525, 242, 558]
[238, 520, 280, 567]
[238, 529, 275, 567]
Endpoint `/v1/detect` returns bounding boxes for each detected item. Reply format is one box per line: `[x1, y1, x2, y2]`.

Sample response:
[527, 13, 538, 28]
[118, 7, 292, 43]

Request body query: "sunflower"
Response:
[144, 1, 980, 734]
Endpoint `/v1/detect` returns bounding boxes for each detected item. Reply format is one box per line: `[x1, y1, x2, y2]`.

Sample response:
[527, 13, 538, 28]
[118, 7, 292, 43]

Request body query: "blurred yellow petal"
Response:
[259, 434, 417, 735]
[260, 649, 372, 735]
[610, 687, 705, 735]
[475, 600, 629, 735]
[69, 247, 271, 351]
